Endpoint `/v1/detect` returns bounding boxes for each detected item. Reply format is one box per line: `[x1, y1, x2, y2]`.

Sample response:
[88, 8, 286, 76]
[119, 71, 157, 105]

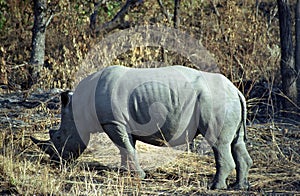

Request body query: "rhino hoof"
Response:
[228, 181, 250, 190]
[137, 170, 146, 179]
[130, 170, 146, 179]
[208, 181, 227, 190]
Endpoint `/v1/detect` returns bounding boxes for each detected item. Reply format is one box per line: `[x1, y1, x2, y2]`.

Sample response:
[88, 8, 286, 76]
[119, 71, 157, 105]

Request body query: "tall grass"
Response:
[1, 0, 299, 194]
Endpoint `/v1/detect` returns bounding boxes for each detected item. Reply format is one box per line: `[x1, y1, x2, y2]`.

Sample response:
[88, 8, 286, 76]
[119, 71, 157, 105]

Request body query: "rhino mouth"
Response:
[30, 136, 62, 162]
[31, 136, 82, 162]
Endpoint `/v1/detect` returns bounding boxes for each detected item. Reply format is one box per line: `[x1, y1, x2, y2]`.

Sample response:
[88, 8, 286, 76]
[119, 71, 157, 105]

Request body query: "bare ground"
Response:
[0, 90, 299, 195]
[0, 0, 300, 194]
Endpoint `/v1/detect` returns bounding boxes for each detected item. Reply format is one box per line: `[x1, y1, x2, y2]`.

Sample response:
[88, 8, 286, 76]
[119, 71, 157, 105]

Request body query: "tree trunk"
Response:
[277, 0, 298, 109]
[296, 0, 300, 104]
[174, 0, 180, 28]
[29, 0, 47, 87]
[0, 47, 7, 86]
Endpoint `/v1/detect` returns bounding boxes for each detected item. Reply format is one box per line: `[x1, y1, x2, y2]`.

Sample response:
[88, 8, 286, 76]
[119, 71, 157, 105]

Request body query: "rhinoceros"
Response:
[31, 65, 252, 190]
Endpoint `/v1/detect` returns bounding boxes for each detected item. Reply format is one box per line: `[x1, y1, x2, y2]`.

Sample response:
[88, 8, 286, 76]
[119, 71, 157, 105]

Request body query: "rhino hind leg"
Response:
[230, 134, 253, 190]
[103, 124, 146, 179]
[209, 143, 236, 190]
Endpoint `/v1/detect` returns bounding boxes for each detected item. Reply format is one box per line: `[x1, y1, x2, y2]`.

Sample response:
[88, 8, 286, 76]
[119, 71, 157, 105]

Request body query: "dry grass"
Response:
[247, 124, 300, 192]
[1, 0, 300, 195]
[0, 103, 299, 194]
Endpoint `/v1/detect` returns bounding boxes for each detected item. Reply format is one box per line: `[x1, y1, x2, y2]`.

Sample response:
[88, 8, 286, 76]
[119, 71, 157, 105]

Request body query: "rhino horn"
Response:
[30, 136, 57, 157]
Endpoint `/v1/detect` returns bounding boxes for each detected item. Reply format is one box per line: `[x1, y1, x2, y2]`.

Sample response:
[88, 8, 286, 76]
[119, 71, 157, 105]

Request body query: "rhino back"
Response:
[94, 66, 240, 146]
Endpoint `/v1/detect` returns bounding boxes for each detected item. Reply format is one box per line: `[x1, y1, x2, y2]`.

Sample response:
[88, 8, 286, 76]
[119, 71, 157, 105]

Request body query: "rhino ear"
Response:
[61, 91, 73, 107]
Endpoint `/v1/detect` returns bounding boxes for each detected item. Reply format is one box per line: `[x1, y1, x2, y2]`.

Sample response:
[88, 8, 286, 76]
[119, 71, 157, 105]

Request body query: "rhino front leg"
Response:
[103, 124, 145, 179]
[119, 147, 145, 178]
[119, 137, 145, 177]
[120, 137, 136, 168]
[209, 143, 235, 190]
[231, 135, 253, 190]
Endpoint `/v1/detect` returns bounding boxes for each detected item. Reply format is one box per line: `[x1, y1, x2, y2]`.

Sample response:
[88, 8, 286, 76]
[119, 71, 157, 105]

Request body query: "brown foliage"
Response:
[0, 1, 300, 194]
[0, 0, 281, 92]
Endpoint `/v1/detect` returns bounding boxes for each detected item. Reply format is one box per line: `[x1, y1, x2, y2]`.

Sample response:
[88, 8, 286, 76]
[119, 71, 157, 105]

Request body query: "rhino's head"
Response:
[31, 91, 90, 162]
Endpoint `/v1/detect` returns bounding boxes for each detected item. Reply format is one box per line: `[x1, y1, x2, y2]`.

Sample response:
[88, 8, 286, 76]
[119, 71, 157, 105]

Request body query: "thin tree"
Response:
[29, 0, 47, 87]
[277, 0, 298, 109]
[296, 0, 300, 103]
[91, 0, 181, 34]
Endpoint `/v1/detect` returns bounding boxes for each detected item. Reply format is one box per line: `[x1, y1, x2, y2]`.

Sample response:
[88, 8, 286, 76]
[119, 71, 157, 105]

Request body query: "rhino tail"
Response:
[237, 91, 247, 141]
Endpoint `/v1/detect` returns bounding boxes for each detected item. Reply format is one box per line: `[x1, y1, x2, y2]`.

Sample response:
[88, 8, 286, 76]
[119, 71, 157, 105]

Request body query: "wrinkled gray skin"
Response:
[31, 92, 89, 162]
[31, 66, 252, 190]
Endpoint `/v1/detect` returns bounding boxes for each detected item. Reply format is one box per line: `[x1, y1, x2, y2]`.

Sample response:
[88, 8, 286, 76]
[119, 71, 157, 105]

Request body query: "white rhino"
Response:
[31, 65, 252, 190]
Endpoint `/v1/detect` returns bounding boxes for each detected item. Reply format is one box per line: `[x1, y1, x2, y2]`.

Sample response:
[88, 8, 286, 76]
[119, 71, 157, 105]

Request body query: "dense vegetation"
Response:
[0, 0, 299, 195]
[0, 0, 281, 90]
